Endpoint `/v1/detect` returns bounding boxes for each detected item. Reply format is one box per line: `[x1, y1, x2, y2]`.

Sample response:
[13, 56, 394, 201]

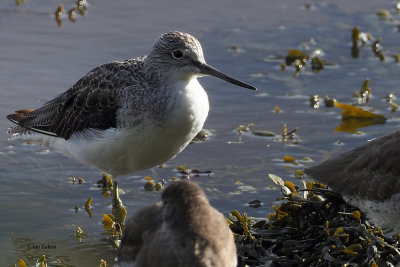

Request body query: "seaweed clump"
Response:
[284, 49, 331, 75]
[229, 177, 400, 266]
[54, 0, 89, 27]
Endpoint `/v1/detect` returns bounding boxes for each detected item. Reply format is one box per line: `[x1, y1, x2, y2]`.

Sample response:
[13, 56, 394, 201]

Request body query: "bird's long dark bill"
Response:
[199, 63, 257, 90]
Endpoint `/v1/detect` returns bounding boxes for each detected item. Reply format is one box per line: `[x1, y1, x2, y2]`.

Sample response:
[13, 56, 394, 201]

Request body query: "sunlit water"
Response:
[1, 0, 400, 265]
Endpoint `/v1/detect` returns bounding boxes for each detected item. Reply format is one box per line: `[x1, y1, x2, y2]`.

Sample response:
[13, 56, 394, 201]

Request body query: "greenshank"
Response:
[7, 31, 256, 221]
[117, 180, 237, 267]
[304, 131, 400, 233]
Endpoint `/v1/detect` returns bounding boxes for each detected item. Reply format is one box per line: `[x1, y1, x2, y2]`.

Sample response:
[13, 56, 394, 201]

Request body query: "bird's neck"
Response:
[143, 56, 195, 86]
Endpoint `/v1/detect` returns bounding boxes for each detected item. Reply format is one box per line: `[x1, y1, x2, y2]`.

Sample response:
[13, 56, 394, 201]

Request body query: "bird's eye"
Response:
[172, 50, 184, 59]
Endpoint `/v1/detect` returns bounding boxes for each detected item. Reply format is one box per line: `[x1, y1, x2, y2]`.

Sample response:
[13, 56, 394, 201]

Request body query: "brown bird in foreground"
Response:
[304, 131, 400, 233]
[116, 180, 237, 267]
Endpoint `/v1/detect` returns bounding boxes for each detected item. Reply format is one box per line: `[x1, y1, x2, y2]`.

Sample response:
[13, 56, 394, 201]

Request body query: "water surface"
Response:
[1, 0, 400, 265]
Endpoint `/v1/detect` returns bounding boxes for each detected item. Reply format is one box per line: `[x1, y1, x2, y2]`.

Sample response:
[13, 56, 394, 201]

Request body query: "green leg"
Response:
[112, 178, 127, 224]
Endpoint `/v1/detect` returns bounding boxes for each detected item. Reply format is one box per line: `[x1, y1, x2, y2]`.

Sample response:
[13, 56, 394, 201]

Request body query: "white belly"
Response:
[63, 78, 209, 176]
[345, 193, 400, 234]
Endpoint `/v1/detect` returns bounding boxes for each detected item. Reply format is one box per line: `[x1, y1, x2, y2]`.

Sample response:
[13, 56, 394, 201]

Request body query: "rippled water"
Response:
[1, 0, 400, 265]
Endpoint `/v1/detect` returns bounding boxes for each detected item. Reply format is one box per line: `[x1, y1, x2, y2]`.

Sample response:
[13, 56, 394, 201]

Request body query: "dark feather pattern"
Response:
[7, 32, 217, 141]
[7, 58, 151, 140]
[305, 130, 400, 202]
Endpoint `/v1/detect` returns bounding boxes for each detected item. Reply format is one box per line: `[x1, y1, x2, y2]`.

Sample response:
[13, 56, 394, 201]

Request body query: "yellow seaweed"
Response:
[283, 181, 298, 196]
[155, 182, 163, 191]
[306, 180, 313, 190]
[55, 5, 64, 27]
[113, 205, 127, 224]
[85, 197, 92, 218]
[343, 248, 358, 255]
[102, 173, 113, 187]
[99, 259, 107, 267]
[335, 118, 384, 133]
[84, 197, 92, 208]
[283, 155, 299, 165]
[16, 259, 27, 267]
[176, 166, 186, 171]
[231, 210, 242, 221]
[69, 7, 77, 22]
[283, 155, 295, 163]
[276, 209, 289, 216]
[144, 180, 155, 191]
[353, 210, 361, 220]
[334, 102, 386, 120]
[103, 214, 114, 229]
[294, 170, 304, 179]
[231, 210, 254, 240]
[376, 9, 390, 19]
[334, 228, 344, 236]
[77, 0, 88, 15]
[346, 243, 362, 252]
[285, 49, 308, 65]
[39, 255, 47, 267]
[334, 101, 386, 133]
[352, 27, 360, 44]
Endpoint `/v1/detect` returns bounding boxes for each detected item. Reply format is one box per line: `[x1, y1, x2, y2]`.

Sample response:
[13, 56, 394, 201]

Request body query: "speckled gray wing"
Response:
[304, 131, 400, 202]
[7, 59, 143, 140]
[117, 203, 162, 263]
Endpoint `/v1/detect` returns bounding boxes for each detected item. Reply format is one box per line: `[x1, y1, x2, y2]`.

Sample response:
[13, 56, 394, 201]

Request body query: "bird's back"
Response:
[304, 130, 400, 202]
[304, 130, 400, 232]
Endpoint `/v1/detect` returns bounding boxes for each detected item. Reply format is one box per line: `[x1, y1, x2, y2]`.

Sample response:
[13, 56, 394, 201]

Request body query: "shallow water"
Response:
[1, 0, 400, 265]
